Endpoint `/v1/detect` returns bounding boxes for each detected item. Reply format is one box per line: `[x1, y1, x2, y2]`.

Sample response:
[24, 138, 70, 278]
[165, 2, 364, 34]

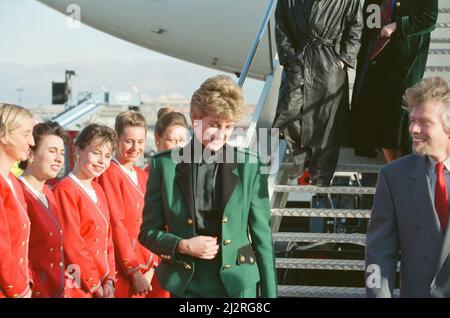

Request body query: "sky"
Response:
[0, 0, 264, 107]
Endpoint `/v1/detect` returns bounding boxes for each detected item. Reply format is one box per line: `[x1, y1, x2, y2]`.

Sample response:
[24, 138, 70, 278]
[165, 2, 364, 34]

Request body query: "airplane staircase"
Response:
[238, 0, 450, 298]
[52, 92, 108, 129]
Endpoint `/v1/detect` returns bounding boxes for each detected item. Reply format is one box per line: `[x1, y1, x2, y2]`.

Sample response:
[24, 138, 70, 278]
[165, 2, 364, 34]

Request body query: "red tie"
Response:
[435, 162, 449, 231]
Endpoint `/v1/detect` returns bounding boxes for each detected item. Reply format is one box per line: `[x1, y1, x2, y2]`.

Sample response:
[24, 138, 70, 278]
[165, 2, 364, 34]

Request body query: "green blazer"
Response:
[139, 143, 277, 298]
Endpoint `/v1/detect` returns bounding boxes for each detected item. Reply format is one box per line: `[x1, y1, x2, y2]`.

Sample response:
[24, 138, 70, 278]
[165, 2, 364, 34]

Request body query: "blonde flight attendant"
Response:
[53, 124, 116, 298]
[0, 103, 35, 298]
[97, 111, 170, 298]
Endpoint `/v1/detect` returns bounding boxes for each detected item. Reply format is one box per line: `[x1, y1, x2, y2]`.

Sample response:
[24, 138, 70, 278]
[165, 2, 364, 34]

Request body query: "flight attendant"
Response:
[0, 103, 35, 298]
[18, 122, 67, 298]
[97, 110, 170, 298]
[144, 107, 188, 174]
[53, 124, 116, 298]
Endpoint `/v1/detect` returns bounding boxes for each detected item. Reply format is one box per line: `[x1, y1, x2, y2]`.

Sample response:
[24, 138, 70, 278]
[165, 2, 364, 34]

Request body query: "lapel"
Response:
[434, 157, 450, 276]
[174, 142, 241, 222]
[409, 156, 450, 278]
[409, 155, 442, 243]
[112, 160, 145, 198]
[43, 186, 63, 226]
[20, 179, 52, 215]
[3, 174, 28, 216]
[220, 145, 240, 214]
[175, 143, 196, 222]
[435, 219, 450, 277]
[27, 184, 63, 234]
[67, 176, 108, 223]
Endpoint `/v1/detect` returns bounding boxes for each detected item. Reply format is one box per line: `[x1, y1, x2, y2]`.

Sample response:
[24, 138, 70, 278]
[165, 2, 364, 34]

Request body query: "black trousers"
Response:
[282, 123, 340, 183]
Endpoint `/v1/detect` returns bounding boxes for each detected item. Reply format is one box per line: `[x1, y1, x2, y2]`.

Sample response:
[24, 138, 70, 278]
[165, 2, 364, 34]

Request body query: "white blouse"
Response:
[19, 176, 49, 208]
[68, 172, 98, 204]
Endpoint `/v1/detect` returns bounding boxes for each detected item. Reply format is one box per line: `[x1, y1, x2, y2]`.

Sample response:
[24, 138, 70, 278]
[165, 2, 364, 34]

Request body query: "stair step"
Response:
[281, 162, 382, 173]
[335, 163, 382, 173]
[278, 285, 366, 298]
[426, 66, 450, 72]
[437, 22, 450, 28]
[276, 258, 365, 271]
[273, 232, 366, 246]
[271, 185, 376, 195]
[276, 258, 401, 271]
[271, 208, 371, 218]
[278, 285, 400, 298]
[431, 38, 450, 44]
[429, 48, 450, 54]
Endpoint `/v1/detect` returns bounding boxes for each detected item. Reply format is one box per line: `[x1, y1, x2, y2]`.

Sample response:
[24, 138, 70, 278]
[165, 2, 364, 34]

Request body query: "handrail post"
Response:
[267, 19, 274, 74]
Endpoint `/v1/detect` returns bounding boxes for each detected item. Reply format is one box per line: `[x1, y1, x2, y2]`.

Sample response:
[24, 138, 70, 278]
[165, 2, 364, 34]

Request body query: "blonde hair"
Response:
[190, 75, 245, 122]
[115, 110, 147, 136]
[155, 107, 188, 136]
[0, 103, 33, 139]
[404, 76, 450, 132]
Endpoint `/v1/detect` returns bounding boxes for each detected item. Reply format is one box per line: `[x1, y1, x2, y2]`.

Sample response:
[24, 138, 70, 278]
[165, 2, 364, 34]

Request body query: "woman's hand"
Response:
[102, 281, 115, 298]
[381, 22, 397, 38]
[23, 289, 33, 298]
[93, 286, 104, 298]
[130, 271, 152, 296]
[177, 236, 219, 259]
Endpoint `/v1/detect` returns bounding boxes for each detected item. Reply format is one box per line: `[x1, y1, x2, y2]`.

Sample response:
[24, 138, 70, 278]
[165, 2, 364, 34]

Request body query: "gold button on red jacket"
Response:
[53, 177, 115, 298]
[0, 174, 33, 298]
[97, 161, 168, 298]
[19, 181, 66, 298]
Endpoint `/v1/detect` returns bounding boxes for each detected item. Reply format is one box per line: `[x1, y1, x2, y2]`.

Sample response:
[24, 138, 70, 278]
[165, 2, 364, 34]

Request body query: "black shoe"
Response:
[313, 176, 331, 187]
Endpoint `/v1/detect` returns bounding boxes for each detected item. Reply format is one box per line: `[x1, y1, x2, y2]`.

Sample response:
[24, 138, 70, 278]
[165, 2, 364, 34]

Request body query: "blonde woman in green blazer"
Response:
[139, 75, 277, 298]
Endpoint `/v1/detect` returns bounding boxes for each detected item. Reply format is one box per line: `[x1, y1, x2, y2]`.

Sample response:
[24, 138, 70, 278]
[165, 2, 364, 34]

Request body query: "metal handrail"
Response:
[237, 0, 278, 87]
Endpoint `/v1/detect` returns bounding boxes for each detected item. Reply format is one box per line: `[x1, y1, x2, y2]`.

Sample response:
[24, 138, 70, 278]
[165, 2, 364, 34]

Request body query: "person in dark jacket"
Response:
[350, 0, 438, 162]
[273, 0, 363, 186]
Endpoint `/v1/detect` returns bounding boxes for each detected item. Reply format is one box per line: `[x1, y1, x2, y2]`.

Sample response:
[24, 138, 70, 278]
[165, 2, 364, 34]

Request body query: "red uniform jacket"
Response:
[19, 180, 66, 298]
[0, 174, 32, 298]
[98, 161, 170, 298]
[97, 161, 157, 276]
[52, 176, 115, 298]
